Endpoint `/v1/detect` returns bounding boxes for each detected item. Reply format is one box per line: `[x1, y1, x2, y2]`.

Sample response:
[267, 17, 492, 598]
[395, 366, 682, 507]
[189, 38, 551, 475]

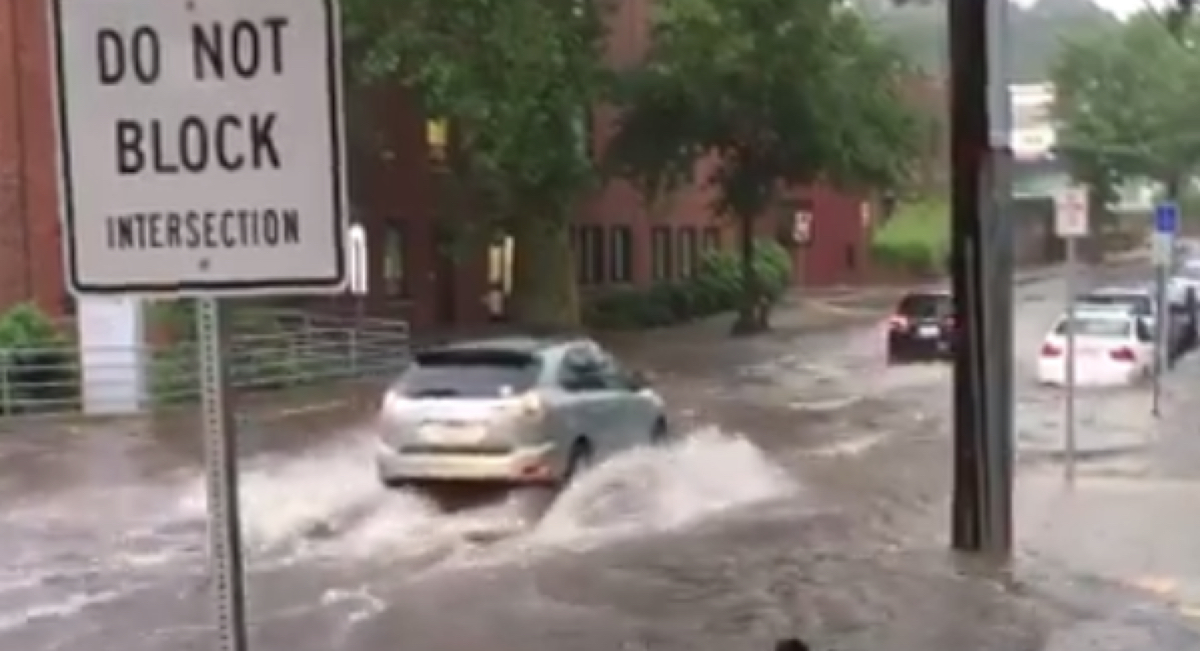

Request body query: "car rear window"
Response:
[1078, 294, 1152, 316]
[1053, 316, 1132, 338]
[396, 349, 541, 398]
[896, 293, 950, 318]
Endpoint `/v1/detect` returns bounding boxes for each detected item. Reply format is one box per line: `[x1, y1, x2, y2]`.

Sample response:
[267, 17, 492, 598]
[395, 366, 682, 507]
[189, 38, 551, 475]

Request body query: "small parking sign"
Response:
[1054, 187, 1088, 238]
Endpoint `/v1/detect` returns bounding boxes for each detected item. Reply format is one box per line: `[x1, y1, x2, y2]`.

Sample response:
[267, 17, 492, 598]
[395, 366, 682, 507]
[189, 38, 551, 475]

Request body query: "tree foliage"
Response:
[609, 0, 921, 218]
[606, 0, 922, 332]
[1051, 12, 1200, 197]
[341, 0, 612, 328]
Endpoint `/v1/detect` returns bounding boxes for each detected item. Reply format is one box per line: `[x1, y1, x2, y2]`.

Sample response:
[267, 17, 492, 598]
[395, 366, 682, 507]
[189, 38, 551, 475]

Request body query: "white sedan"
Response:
[1037, 309, 1155, 387]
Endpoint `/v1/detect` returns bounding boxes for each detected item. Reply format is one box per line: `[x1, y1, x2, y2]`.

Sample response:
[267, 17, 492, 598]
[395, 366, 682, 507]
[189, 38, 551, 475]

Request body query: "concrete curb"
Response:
[1018, 444, 1149, 463]
[788, 264, 1068, 326]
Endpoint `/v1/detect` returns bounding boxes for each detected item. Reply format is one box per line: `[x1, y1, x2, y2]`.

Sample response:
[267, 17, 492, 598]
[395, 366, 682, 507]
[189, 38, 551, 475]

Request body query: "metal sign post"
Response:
[196, 297, 248, 651]
[1054, 186, 1088, 482]
[47, 1, 348, 649]
[1152, 201, 1178, 417]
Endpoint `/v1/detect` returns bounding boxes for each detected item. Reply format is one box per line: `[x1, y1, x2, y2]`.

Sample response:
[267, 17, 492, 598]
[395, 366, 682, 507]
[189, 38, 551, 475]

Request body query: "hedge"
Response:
[583, 239, 792, 330]
[870, 198, 949, 276]
[0, 303, 77, 414]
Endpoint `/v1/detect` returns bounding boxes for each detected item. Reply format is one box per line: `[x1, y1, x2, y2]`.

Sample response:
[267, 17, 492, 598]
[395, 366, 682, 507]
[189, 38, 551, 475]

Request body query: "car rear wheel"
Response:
[649, 418, 671, 446]
[508, 439, 593, 524]
[562, 439, 594, 485]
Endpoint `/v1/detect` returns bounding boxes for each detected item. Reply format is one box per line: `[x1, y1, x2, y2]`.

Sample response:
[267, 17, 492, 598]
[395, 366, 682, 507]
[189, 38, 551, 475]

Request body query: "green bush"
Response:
[147, 300, 339, 405]
[870, 198, 949, 275]
[0, 303, 77, 414]
[584, 238, 793, 330]
[149, 338, 334, 406]
[149, 299, 286, 340]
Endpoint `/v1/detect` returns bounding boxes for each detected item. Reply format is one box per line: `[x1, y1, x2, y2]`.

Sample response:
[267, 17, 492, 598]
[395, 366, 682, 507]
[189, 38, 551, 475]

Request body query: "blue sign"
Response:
[1156, 201, 1179, 234]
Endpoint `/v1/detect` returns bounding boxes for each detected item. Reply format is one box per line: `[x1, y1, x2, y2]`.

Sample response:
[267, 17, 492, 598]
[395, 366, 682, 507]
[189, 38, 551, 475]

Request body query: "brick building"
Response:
[0, 0, 62, 314]
[1, 0, 873, 331]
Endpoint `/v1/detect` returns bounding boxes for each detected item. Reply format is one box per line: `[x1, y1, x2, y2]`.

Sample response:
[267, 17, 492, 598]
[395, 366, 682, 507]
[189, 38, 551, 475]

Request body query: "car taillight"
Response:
[518, 391, 545, 417]
[1110, 347, 1136, 362]
[888, 315, 908, 329]
[381, 391, 404, 412]
[1040, 343, 1062, 357]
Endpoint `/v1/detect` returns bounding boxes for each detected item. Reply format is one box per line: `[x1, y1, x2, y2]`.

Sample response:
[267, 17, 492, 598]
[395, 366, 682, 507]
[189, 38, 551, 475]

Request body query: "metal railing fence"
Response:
[0, 309, 410, 418]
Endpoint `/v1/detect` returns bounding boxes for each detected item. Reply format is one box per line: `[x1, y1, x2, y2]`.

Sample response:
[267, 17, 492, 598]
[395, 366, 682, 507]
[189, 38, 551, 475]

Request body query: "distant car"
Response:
[374, 336, 668, 520]
[885, 289, 955, 363]
[1037, 309, 1154, 387]
[1075, 286, 1189, 359]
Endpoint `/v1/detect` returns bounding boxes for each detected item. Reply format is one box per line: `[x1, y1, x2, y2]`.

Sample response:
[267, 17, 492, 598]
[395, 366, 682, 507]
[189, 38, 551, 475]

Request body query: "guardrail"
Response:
[0, 308, 410, 418]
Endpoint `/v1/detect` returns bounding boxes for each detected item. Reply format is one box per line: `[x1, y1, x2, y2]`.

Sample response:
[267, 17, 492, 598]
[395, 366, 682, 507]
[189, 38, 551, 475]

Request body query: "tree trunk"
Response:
[730, 212, 769, 336]
[509, 216, 581, 332]
[1165, 177, 1181, 201]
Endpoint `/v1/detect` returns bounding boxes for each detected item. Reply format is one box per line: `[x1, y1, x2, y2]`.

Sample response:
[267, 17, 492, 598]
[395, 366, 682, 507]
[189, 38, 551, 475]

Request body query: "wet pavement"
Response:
[4, 256, 1200, 650]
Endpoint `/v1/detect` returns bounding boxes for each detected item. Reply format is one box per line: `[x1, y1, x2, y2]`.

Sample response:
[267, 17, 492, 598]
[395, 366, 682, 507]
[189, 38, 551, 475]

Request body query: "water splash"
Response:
[531, 426, 798, 546]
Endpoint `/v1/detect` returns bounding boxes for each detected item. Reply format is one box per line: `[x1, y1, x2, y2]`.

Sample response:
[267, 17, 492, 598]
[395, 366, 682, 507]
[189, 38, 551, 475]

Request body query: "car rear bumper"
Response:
[888, 333, 953, 360]
[1036, 358, 1142, 386]
[375, 442, 561, 485]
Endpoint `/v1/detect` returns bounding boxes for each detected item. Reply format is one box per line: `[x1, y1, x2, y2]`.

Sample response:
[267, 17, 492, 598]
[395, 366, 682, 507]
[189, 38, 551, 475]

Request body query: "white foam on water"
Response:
[0, 589, 121, 633]
[172, 425, 799, 566]
[528, 426, 799, 548]
[175, 434, 437, 553]
[0, 427, 804, 639]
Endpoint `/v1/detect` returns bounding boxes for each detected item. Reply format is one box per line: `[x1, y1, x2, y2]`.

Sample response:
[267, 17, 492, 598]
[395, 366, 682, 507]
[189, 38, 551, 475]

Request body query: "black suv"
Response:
[886, 290, 955, 363]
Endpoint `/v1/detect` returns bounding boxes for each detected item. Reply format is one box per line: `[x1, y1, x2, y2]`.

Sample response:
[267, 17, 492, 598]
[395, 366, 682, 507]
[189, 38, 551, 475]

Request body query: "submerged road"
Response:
[3, 258, 1199, 651]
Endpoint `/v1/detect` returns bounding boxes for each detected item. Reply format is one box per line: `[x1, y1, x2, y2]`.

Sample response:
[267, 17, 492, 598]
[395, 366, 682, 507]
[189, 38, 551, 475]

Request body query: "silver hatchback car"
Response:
[375, 336, 668, 506]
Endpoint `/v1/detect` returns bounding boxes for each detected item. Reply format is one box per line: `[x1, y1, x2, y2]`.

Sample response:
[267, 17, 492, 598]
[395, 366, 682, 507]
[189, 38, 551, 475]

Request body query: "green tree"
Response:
[342, 0, 611, 329]
[606, 0, 922, 334]
[1052, 12, 1200, 203]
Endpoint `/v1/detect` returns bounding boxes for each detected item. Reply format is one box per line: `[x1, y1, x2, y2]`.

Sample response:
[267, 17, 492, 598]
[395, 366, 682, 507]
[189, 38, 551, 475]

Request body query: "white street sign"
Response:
[1153, 233, 1174, 266]
[1054, 186, 1088, 238]
[50, 0, 347, 296]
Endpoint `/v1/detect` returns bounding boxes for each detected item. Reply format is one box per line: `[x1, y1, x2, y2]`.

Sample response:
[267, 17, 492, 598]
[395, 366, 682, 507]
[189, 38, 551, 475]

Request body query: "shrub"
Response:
[870, 198, 949, 275]
[147, 300, 340, 405]
[584, 238, 793, 330]
[0, 303, 77, 414]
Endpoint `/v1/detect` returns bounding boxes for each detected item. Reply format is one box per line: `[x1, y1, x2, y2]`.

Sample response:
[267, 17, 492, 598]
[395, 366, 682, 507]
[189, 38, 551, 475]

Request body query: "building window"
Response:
[677, 227, 699, 277]
[609, 226, 633, 283]
[702, 227, 721, 252]
[573, 225, 605, 285]
[383, 223, 406, 296]
[651, 227, 673, 281]
[426, 118, 449, 165]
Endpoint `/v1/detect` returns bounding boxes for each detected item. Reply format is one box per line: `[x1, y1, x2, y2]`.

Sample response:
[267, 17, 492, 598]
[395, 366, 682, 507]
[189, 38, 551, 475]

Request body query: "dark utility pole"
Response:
[947, 0, 1014, 556]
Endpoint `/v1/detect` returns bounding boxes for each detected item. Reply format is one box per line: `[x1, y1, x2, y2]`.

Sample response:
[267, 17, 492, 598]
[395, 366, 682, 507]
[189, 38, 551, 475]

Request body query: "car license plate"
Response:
[419, 422, 487, 445]
[918, 325, 939, 337]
